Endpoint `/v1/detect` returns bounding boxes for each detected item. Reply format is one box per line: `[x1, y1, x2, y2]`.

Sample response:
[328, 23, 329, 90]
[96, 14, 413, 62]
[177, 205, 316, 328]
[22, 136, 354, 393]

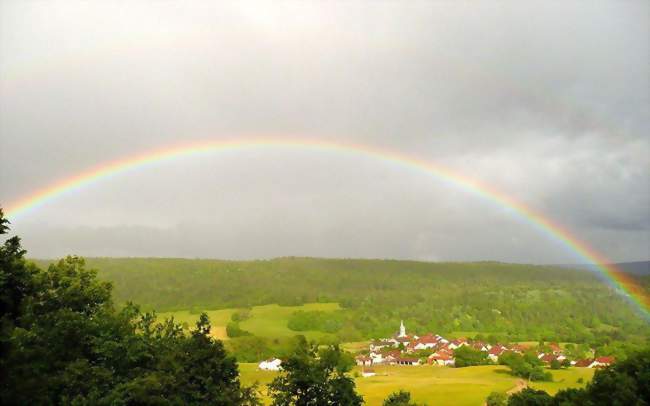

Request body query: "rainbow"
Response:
[4, 137, 649, 318]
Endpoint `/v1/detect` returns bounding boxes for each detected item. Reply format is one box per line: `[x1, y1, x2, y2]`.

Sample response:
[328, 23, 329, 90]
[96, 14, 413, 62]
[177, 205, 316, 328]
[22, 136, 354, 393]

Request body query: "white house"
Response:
[258, 358, 282, 371]
[448, 339, 468, 350]
[369, 352, 384, 364]
[355, 356, 373, 366]
[412, 334, 439, 350]
[361, 368, 376, 377]
[588, 357, 615, 368]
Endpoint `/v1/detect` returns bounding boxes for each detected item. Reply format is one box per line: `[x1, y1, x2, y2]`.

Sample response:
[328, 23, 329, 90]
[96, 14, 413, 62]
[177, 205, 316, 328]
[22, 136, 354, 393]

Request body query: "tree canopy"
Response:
[0, 208, 258, 405]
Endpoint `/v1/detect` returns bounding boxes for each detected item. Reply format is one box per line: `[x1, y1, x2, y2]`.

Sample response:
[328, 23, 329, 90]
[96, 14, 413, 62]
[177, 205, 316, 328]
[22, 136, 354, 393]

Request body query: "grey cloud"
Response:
[1, 0, 648, 263]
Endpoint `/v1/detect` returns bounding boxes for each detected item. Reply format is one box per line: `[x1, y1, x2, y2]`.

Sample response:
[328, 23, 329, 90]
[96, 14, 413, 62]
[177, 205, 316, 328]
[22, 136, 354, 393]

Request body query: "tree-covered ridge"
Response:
[32, 257, 650, 343]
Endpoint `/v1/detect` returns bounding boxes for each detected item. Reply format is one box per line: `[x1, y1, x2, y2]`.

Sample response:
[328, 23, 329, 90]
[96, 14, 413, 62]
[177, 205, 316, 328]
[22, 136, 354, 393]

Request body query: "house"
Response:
[428, 352, 455, 366]
[258, 358, 282, 371]
[548, 343, 562, 354]
[355, 355, 373, 366]
[392, 336, 412, 348]
[589, 356, 615, 368]
[574, 359, 593, 368]
[472, 341, 490, 352]
[510, 344, 527, 354]
[488, 346, 505, 362]
[383, 350, 402, 365]
[361, 368, 376, 377]
[413, 334, 439, 350]
[448, 338, 468, 350]
[540, 353, 557, 364]
[395, 357, 421, 366]
[370, 340, 394, 352]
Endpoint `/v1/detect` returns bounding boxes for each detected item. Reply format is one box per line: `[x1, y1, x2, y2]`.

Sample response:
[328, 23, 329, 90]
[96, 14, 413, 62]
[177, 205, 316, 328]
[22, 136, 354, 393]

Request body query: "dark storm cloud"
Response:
[1, 1, 648, 262]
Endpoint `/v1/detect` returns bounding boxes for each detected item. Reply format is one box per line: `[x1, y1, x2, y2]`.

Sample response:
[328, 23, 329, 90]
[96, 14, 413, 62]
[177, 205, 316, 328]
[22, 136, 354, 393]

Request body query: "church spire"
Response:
[399, 320, 406, 337]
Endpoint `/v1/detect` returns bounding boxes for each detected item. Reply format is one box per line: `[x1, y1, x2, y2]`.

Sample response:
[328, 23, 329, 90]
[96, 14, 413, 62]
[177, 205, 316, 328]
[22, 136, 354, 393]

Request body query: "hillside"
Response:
[561, 261, 650, 276]
[32, 257, 650, 344]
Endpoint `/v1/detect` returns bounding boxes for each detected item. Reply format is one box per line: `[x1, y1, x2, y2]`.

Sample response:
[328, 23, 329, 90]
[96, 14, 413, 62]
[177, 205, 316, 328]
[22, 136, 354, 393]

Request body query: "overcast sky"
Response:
[0, 1, 648, 263]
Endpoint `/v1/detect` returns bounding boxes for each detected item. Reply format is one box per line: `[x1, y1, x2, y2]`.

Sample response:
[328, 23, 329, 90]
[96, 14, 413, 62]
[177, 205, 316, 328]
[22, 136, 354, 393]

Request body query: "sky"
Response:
[0, 0, 648, 263]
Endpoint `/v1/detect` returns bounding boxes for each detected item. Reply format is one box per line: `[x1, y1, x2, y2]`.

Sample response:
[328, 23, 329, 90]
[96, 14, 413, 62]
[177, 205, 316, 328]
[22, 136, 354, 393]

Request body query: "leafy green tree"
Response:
[499, 352, 551, 382]
[581, 348, 649, 405]
[486, 391, 507, 406]
[227, 321, 253, 337]
[507, 388, 553, 406]
[383, 389, 423, 405]
[506, 348, 650, 405]
[454, 346, 489, 367]
[0, 208, 258, 405]
[268, 336, 363, 406]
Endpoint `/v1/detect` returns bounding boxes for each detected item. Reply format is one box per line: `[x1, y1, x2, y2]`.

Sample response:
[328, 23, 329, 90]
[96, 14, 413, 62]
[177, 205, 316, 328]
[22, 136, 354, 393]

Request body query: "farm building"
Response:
[258, 358, 282, 371]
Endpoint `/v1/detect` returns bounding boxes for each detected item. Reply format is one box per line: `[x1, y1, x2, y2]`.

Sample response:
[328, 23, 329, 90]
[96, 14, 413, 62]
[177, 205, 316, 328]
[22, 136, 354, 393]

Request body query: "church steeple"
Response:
[399, 320, 406, 337]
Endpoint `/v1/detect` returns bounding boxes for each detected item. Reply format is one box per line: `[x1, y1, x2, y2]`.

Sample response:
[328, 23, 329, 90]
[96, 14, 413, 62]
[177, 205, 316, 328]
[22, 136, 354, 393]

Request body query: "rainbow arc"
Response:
[4, 138, 648, 318]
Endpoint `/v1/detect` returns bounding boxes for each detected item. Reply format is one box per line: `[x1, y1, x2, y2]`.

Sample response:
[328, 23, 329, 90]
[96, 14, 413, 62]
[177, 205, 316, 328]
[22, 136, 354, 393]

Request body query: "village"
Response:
[258, 321, 615, 376]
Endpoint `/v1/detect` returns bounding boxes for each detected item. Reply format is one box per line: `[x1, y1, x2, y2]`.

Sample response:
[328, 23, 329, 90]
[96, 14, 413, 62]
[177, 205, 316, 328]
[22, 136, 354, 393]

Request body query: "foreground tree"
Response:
[493, 348, 650, 405]
[507, 388, 554, 406]
[555, 347, 649, 405]
[0, 208, 258, 405]
[485, 391, 507, 406]
[383, 390, 423, 406]
[268, 336, 363, 405]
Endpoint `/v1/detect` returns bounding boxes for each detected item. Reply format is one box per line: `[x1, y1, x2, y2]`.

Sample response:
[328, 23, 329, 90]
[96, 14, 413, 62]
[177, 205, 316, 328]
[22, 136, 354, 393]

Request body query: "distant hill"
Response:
[30, 257, 650, 342]
[559, 261, 650, 276]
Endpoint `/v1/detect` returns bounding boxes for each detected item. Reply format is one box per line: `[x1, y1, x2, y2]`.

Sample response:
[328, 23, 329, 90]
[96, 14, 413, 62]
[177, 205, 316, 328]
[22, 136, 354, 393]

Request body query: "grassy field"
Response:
[159, 302, 340, 341]
[238, 364, 594, 406]
[529, 368, 595, 395]
[158, 308, 236, 340]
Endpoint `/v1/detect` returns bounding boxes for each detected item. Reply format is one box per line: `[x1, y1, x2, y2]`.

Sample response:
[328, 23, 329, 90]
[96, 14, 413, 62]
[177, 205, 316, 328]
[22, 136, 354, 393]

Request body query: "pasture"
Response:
[158, 302, 340, 341]
[238, 364, 594, 406]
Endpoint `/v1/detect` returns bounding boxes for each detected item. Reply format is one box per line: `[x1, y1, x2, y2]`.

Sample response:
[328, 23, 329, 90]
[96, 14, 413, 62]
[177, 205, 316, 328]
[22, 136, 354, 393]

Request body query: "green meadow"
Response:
[159, 302, 340, 341]
[238, 364, 595, 406]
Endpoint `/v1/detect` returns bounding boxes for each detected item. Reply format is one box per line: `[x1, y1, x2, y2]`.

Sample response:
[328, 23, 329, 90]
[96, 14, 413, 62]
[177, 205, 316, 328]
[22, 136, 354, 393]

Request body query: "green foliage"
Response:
[549, 359, 561, 370]
[232, 309, 252, 322]
[383, 389, 423, 406]
[268, 336, 363, 406]
[227, 321, 253, 337]
[486, 391, 507, 406]
[454, 346, 490, 368]
[0, 210, 259, 405]
[500, 348, 650, 405]
[287, 310, 345, 333]
[32, 257, 650, 344]
[499, 352, 552, 382]
[579, 347, 650, 405]
[507, 388, 554, 406]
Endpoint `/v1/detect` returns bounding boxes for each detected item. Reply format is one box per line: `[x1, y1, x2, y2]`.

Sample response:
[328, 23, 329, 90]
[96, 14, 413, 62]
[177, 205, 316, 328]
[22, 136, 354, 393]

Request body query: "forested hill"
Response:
[562, 261, 650, 276]
[32, 257, 650, 342]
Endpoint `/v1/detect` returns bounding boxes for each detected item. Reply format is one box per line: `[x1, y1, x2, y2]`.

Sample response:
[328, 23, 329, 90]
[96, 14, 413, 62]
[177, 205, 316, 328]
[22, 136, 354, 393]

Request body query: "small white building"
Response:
[258, 358, 282, 371]
[355, 356, 373, 366]
[361, 368, 376, 377]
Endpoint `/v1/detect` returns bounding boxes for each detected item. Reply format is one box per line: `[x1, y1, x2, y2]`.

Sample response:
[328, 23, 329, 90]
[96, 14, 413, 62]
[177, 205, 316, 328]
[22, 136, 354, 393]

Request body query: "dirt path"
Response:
[507, 379, 528, 395]
[483, 380, 528, 406]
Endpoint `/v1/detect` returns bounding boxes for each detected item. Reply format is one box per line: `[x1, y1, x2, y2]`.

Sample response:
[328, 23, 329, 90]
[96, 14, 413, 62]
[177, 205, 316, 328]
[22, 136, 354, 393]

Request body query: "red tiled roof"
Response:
[540, 353, 556, 363]
[429, 353, 452, 361]
[489, 347, 504, 355]
[595, 356, 615, 364]
[575, 359, 593, 367]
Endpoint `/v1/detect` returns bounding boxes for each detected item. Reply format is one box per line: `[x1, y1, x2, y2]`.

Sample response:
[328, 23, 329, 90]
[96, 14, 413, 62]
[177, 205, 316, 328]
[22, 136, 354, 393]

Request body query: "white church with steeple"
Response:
[398, 320, 407, 338]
